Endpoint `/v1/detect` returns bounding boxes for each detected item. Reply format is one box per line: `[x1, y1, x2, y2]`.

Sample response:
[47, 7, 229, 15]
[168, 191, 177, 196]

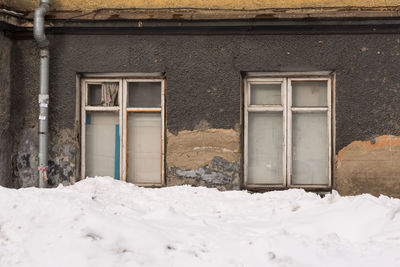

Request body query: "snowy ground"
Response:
[1, 177, 400, 267]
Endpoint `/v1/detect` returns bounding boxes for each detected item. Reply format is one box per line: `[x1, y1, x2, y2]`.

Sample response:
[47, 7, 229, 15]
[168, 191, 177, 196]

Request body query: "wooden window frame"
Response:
[80, 77, 165, 186]
[244, 74, 334, 190]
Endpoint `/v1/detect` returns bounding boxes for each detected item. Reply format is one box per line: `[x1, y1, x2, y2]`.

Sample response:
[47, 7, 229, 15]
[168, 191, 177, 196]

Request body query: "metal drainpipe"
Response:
[33, 0, 50, 188]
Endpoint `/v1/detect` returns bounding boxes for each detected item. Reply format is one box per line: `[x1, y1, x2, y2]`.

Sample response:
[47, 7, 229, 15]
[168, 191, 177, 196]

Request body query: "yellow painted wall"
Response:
[2, 0, 400, 11]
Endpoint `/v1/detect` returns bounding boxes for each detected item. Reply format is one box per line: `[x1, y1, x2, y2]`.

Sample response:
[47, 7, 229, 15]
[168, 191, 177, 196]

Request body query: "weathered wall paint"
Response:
[166, 127, 240, 170]
[336, 135, 400, 198]
[2, 0, 400, 11]
[3, 29, 400, 196]
[0, 31, 13, 187]
[166, 126, 240, 189]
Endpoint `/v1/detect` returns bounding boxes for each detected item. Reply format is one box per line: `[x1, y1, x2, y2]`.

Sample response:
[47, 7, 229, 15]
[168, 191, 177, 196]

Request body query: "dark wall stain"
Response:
[47, 160, 74, 186]
[12, 127, 38, 187]
[17, 154, 30, 168]
[171, 156, 239, 185]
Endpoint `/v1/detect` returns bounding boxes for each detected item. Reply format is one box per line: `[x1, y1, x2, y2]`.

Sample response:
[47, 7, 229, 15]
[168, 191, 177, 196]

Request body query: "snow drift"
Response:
[1, 177, 400, 267]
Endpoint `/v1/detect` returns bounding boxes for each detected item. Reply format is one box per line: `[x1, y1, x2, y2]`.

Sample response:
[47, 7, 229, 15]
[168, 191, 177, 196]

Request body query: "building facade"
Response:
[1, 0, 400, 196]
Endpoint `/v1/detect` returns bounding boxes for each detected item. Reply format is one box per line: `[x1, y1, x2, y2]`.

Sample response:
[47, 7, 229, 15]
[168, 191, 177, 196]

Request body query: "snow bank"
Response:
[1, 177, 400, 267]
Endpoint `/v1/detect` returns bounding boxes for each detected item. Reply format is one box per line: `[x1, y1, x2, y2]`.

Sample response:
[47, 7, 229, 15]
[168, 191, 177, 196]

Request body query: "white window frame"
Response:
[244, 74, 333, 190]
[80, 77, 165, 186]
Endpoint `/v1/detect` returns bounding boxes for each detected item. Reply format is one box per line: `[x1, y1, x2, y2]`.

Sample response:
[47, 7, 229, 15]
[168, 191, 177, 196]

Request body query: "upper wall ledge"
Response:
[3, 0, 400, 11]
[2, 1, 400, 28]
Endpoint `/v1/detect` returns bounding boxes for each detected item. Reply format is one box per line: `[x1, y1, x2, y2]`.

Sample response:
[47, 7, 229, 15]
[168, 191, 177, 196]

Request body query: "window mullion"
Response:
[244, 81, 249, 185]
[287, 78, 293, 187]
[81, 80, 87, 180]
[161, 80, 166, 185]
[291, 107, 328, 112]
[85, 81, 88, 106]
[126, 107, 162, 112]
[327, 78, 332, 188]
[122, 79, 127, 182]
[282, 78, 287, 187]
[247, 106, 283, 112]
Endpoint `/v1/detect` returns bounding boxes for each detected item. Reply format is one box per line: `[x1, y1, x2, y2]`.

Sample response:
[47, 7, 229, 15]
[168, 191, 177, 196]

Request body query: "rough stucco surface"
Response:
[0, 31, 12, 187]
[6, 32, 400, 194]
[336, 135, 400, 198]
[2, 0, 399, 11]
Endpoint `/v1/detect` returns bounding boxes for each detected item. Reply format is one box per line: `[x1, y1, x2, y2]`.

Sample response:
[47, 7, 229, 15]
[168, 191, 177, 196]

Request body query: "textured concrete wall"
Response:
[0, 31, 13, 187]
[6, 31, 400, 195]
[10, 38, 76, 187]
[10, 39, 39, 187]
[2, 0, 399, 11]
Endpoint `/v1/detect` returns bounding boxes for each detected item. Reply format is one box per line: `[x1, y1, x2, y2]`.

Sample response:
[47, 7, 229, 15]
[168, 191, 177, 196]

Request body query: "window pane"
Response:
[88, 84, 102, 106]
[250, 84, 281, 105]
[248, 112, 283, 184]
[88, 83, 119, 106]
[128, 82, 161, 107]
[127, 113, 161, 183]
[85, 112, 119, 178]
[292, 81, 327, 107]
[292, 112, 329, 185]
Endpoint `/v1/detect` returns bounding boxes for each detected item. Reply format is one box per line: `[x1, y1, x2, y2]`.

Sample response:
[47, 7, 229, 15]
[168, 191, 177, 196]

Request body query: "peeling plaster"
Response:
[335, 135, 400, 198]
[166, 126, 241, 189]
[167, 128, 240, 170]
[336, 135, 400, 166]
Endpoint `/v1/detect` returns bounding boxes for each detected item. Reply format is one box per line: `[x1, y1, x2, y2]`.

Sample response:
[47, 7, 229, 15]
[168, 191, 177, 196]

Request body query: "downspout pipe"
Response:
[34, 0, 50, 188]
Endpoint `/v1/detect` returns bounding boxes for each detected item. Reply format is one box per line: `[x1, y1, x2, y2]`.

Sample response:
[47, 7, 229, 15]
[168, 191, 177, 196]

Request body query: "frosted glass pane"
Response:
[250, 84, 281, 105]
[248, 112, 283, 184]
[292, 112, 329, 185]
[127, 113, 161, 183]
[128, 82, 161, 107]
[88, 84, 102, 106]
[292, 81, 327, 107]
[86, 112, 119, 178]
